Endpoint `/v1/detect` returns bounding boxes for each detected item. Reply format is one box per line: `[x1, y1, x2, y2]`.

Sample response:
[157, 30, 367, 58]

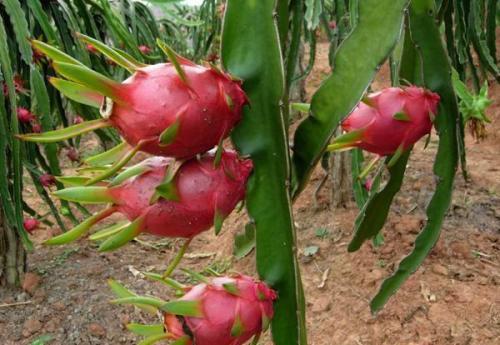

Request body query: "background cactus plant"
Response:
[0, 0, 498, 345]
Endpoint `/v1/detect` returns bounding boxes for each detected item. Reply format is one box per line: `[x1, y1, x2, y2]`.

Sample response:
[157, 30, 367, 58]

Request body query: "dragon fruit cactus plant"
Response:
[328, 86, 440, 166]
[110, 274, 276, 345]
[46, 150, 252, 252]
[17, 34, 247, 185]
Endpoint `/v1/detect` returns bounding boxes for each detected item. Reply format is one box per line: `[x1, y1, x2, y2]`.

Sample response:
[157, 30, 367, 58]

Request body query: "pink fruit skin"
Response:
[138, 45, 151, 54]
[109, 151, 252, 238]
[110, 63, 247, 159]
[165, 275, 276, 345]
[31, 122, 42, 133]
[341, 86, 440, 156]
[39, 173, 56, 187]
[17, 107, 35, 123]
[23, 218, 40, 233]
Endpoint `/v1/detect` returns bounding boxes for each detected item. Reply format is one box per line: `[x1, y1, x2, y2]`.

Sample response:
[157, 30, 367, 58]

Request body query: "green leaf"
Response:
[53, 186, 114, 204]
[233, 222, 256, 259]
[84, 142, 129, 167]
[49, 78, 104, 108]
[3, 0, 33, 64]
[222, 1, 307, 344]
[159, 300, 203, 317]
[31, 40, 84, 66]
[52, 62, 122, 101]
[89, 222, 130, 241]
[76, 33, 142, 73]
[292, 0, 409, 197]
[138, 334, 170, 345]
[371, 0, 459, 313]
[98, 217, 144, 252]
[126, 323, 165, 337]
[44, 207, 116, 245]
[17, 119, 111, 143]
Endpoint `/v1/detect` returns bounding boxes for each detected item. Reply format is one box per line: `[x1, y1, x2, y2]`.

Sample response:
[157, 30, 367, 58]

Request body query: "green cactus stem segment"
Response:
[76, 33, 142, 73]
[44, 206, 117, 245]
[84, 141, 130, 167]
[162, 238, 193, 279]
[327, 129, 365, 152]
[16, 119, 111, 143]
[98, 217, 145, 252]
[49, 78, 104, 108]
[31, 39, 84, 66]
[52, 186, 115, 204]
[84, 141, 145, 186]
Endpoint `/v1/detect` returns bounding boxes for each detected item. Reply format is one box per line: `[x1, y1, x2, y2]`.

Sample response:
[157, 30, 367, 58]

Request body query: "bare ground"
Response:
[1, 42, 499, 345]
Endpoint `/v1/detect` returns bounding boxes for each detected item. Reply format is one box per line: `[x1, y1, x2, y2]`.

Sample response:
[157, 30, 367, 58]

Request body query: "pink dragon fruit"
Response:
[23, 218, 40, 234]
[46, 151, 252, 250]
[138, 45, 152, 54]
[111, 274, 276, 345]
[329, 86, 440, 156]
[164, 275, 276, 345]
[73, 115, 84, 124]
[31, 122, 42, 133]
[17, 107, 35, 123]
[39, 173, 56, 187]
[66, 147, 80, 162]
[21, 38, 247, 160]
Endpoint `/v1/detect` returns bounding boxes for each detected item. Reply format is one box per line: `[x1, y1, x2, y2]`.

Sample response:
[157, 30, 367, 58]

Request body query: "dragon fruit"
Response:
[39, 173, 56, 187]
[112, 274, 276, 345]
[165, 275, 276, 345]
[20, 37, 247, 162]
[329, 86, 440, 157]
[17, 107, 35, 123]
[46, 151, 252, 251]
[31, 122, 42, 133]
[138, 45, 152, 54]
[23, 218, 40, 234]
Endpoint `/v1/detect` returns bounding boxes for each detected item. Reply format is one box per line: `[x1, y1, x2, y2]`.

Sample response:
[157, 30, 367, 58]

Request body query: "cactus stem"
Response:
[162, 238, 193, 279]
